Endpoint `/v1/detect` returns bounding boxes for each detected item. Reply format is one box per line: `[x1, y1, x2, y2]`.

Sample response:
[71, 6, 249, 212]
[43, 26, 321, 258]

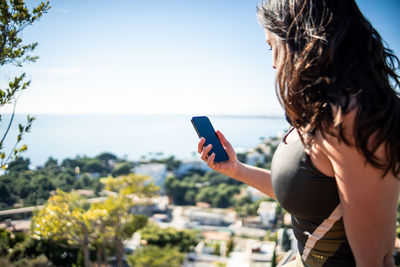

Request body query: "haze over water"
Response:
[1, 114, 289, 167]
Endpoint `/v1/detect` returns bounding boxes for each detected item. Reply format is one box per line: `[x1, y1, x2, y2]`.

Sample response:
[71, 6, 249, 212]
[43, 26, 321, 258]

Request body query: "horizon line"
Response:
[4, 112, 285, 118]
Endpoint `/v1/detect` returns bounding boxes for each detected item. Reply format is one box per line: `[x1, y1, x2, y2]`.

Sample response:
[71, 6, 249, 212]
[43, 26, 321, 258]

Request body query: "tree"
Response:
[226, 237, 234, 256]
[0, 228, 12, 256]
[96, 152, 117, 162]
[89, 195, 148, 267]
[96, 152, 117, 172]
[7, 157, 30, 171]
[0, 0, 50, 169]
[127, 245, 185, 267]
[0, 180, 15, 207]
[31, 189, 105, 267]
[149, 155, 181, 171]
[44, 157, 59, 170]
[61, 158, 79, 169]
[111, 161, 133, 177]
[100, 174, 158, 267]
[140, 223, 198, 252]
[83, 158, 105, 174]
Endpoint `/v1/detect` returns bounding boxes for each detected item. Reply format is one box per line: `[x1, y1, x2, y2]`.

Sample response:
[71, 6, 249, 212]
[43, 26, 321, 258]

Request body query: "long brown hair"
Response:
[257, 0, 400, 177]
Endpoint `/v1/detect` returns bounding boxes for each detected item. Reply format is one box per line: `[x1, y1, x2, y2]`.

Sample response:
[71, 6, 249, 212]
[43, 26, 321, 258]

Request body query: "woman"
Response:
[197, 0, 400, 266]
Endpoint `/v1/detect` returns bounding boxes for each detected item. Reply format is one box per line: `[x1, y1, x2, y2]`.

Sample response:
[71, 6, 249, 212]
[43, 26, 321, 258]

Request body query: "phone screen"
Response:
[191, 116, 229, 163]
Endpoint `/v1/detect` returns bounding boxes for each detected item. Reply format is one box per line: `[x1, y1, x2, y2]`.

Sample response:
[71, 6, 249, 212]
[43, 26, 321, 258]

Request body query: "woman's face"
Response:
[264, 29, 281, 69]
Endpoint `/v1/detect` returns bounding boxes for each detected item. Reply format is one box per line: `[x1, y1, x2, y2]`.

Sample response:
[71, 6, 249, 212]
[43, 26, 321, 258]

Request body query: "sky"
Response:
[2, 0, 400, 116]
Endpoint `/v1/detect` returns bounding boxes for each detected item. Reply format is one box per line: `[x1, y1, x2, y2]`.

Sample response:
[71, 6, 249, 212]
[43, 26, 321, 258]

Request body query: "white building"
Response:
[188, 209, 236, 226]
[250, 240, 276, 264]
[176, 159, 210, 177]
[134, 163, 167, 186]
[257, 201, 277, 226]
[246, 150, 265, 166]
[257, 143, 272, 156]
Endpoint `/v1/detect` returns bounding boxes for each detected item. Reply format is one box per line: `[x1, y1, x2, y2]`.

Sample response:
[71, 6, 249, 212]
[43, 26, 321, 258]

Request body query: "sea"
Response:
[0, 114, 289, 168]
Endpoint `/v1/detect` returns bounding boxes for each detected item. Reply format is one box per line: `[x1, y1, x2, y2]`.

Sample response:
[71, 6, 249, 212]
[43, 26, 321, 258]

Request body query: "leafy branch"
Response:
[0, 0, 50, 169]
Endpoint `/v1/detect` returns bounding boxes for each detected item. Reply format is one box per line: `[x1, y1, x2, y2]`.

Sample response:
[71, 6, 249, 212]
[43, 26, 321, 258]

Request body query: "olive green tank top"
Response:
[271, 128, 355, 266]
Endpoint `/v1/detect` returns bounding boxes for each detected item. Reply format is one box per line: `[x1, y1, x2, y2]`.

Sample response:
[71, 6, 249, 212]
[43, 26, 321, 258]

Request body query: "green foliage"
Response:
[0, 153, 129, 209]
[7, 157, 30, 172]
[52, 172, 75, 192]
[0, 0, 50, 65]
[140, 223, 198, 252]
[149, 155, 181, 171]
[127, 245, 185, 267]
[213, 242, 221, 256]
[226, 237, 234, 255]
[30, 174, 157, 266]
[0, 228, 77, 265]
[96, 152, 117, 162]
[234, 195, 274, 217]
[0, 0, 50, 169]
[164, 171, 242, 208]
[44, 157, 58, 170]
[195, 184, 240, 208]
[0, 228, 11, 256]
[12, 255, 52, 267]
[0, 152, 184, 209]
[61, 158, 82, 169]
[0, 180, 16, 207]
[111, 161, 133, 177]
[83, 158, 106, 174]
[264, 230, 278, 242]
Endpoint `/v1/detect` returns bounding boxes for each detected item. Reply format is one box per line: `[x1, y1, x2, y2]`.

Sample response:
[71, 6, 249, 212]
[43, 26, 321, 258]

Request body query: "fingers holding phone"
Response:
[215, 130, 237, 161]
[192, 116, 239, 177]
[197, 133, 239, 177]
[191, 116, 229, 163]
[200, 143, 213, 162]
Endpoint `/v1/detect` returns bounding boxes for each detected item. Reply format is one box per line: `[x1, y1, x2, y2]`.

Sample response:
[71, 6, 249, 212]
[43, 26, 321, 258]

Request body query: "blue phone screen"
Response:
[191, 116, 229, 163]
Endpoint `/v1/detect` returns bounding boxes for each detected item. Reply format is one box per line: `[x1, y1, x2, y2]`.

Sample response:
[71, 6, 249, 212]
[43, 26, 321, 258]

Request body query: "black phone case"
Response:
[191, 116, 229, 163]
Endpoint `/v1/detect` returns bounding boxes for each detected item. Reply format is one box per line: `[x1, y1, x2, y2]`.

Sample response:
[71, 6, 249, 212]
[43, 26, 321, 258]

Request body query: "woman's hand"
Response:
[197, 130, 276, 199]
[197, 130, 240, 178]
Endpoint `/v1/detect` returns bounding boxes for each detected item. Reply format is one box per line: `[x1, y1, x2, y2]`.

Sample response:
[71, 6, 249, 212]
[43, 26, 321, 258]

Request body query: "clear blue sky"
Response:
[2, 0, 400, 115]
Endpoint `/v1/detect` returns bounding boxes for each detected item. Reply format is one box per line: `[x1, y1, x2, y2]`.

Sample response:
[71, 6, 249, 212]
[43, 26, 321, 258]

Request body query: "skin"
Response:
[197, 29, 399, 267]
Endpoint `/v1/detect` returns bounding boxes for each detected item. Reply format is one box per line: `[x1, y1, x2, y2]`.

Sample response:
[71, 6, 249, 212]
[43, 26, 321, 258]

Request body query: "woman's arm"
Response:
[198, 130, 276, 200]
[315, 112, 400, 267]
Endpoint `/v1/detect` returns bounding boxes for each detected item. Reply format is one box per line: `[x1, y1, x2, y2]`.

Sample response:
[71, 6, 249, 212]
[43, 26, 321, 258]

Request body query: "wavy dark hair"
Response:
[257, 0, 400, 177]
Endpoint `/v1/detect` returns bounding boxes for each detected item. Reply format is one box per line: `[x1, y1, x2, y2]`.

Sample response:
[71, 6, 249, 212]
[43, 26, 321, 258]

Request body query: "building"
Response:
[188, 208, 236, 226]
[176, 159, 210, 177]
[257, 143, 272, 156]
[250, 241, 276, 264]
[245, 150, 265, 166]
[257, 201, 277, 227]
[134, 163, 167, 186]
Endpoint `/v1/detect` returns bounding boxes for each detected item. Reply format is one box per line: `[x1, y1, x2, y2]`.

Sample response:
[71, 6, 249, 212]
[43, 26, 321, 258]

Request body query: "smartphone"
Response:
[191, 116, 229, 163]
